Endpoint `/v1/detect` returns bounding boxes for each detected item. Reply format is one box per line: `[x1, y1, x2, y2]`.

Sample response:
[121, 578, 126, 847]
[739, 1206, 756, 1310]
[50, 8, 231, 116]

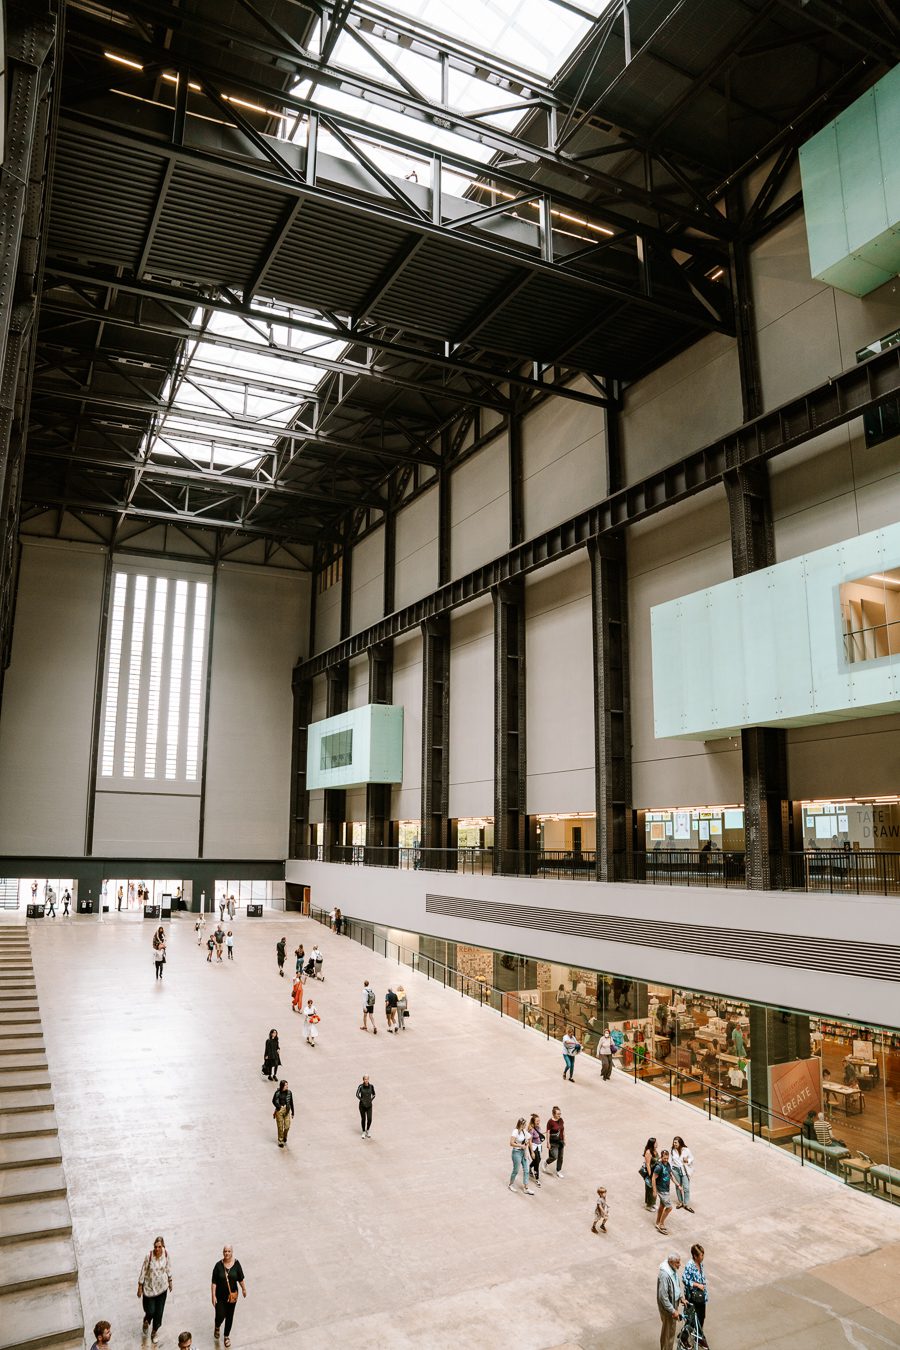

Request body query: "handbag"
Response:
[224, 1268, 238, 1304]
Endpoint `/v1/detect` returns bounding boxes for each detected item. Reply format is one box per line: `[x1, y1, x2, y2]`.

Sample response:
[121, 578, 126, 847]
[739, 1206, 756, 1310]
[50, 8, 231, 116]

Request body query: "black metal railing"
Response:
[297, 843, 900, 895]
[306, 905, 879, 1193]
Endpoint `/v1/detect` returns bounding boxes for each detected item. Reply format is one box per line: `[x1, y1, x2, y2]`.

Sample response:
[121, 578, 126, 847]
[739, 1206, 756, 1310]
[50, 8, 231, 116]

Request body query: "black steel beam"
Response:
[420, 614, 453, 860]
[323, 661, 349, 851]
[493, 579, 527, 874]
[588, 537, 632, 882]
[508, 396, 523, 548]
[382, 501, 396, 616]
[296, 341, 900, 676]
[365, 640, 395, 855]
[290, 674, 314, 858]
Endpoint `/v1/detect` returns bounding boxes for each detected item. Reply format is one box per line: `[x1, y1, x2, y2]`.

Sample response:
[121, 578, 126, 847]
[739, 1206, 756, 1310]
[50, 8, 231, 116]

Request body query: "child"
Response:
[226, 930, 234, 961]
[206, 934, 215, 964]
[591, 1186, 609, 1234]
[195, 915, 206, 946]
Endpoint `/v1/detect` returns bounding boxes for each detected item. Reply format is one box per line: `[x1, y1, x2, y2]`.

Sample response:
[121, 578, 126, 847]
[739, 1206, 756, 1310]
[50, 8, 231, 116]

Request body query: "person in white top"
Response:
[508, 1118, 534, 1194]
[303, 998, 320, 1046]
[329, 907, 337, 932]
[360, 980, 377, 1034]
[137, 1235, 173, 1344]
[670, 1135, 695, 1212]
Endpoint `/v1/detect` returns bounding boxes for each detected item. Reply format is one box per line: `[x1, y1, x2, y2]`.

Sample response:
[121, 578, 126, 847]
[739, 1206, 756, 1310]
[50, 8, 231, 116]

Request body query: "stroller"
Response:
[304, 952, 325, 982]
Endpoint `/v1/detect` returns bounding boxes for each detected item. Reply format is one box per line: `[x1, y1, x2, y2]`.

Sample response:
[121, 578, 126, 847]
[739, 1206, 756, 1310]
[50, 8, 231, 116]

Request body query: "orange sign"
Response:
[768, 1058, 822, 1125]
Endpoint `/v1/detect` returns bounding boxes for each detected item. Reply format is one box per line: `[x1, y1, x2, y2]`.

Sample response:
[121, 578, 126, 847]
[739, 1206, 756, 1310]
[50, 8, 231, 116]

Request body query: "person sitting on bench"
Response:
[813, 1111, 847, 1149]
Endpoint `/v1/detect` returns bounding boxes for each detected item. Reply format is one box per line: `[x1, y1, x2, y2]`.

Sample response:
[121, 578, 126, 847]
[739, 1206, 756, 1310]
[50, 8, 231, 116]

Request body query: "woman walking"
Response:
[528, 1112, 544, 1187]
[303, 998, 320, 1047]
[211, 1245, 246, 1347]
[546, 1105, 566, 1178]
[562, 1027, 581, 1081]
[152, 927, 166, 981]
[262, 1030, 281, 1082]
[671, 1135, 695, 1213]
[597, 1027, 613, 1080]
[508, 1118, 534, 1194]
[291, 972, 304, 1013]
[294, 944, 306, 976]
[137, 1235, 172, 1344]
[272, 1079, 294, 1148]
[356, 1075, 375, 1137]
[641, 1137, 658, 1210]
[683, 1242, 710, 1348]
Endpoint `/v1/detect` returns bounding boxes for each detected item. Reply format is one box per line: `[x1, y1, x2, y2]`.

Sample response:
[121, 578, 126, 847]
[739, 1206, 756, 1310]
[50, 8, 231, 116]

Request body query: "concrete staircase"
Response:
[0, 927, 83, 1350]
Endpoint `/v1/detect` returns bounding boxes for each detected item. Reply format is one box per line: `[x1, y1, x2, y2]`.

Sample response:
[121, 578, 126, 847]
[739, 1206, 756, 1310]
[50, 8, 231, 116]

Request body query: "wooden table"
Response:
[838, 1156, 873, 1189]
[824, 1082, 865, 1114]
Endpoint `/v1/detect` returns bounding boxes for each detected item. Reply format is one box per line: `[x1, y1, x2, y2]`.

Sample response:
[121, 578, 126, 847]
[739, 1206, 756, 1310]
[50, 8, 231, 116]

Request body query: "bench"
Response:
[791, 1136, 851, 1172]
[868, 1164, 900, 1198]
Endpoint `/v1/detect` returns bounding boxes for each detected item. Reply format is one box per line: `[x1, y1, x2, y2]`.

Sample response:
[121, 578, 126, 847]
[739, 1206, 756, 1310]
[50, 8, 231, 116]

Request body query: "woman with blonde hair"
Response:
[137, 1235, 173, 1343]
[508, 1118, 534, 1194]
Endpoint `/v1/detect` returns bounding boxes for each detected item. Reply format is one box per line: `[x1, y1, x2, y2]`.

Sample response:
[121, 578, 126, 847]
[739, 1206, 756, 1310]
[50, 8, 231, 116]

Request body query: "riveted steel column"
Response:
[366, 641, 395, 854]
[290, 675, 313, 857]
[383, 502, 396, 616]
[493, 578, 527, 875]
[420, 614, 453, 865]
[508, 394, 524, 547]
[438, 461, 451, 587]
[589, 535, 632, 881]
[340, 537, 353, 640]
[728, 211, 789, 890]
[323, 661, 349, 853]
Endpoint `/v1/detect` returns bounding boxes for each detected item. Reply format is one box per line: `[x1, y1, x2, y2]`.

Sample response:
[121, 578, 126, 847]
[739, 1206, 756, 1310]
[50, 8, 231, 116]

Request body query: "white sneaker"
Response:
[556, 1172, 565, 1179]
[523, 1188, 535, 1195]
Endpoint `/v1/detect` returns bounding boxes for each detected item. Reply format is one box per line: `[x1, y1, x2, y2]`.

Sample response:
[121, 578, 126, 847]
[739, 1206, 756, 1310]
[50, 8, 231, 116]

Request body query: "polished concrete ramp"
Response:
[0, 923, 82, 1350]
[27, 913, 900, 1350]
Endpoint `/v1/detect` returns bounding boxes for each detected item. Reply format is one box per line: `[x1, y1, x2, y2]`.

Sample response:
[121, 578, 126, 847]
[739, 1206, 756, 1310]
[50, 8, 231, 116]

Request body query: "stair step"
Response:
[0, 1075, 50, 1092]
[0, 1137, 61, 1170]
[0, 1113, 57, 1140]
[0, 1195, 72, 1244]
[0, 1034, 43, 1042]
[0, 1047, 46, 1058]
[0, 1234, 77, 1294]
[0, 1018, 41, 1028]
[0, 1165, 66, 1204]
[0, 1091, 54, 1114]
[0, 1281, 83, 1350]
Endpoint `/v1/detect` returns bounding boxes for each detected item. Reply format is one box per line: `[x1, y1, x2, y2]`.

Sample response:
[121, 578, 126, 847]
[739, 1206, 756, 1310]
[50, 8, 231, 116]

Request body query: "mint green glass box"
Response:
[306, 703, 404, 789]
[799, 64, 900, 297]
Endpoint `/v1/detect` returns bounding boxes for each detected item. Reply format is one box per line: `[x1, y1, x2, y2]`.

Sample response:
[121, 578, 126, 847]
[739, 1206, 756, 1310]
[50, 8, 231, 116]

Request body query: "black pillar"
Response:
[289, 675, 313, 857]
[383, 504, 396, 617]
[323, 662, 348, 854]
[508, 395, 524, 547]
[420, 615, 454, 864]
[366, 642, 395, 856]
[493, 579, 527, 874]
[748, 1004, 812, 1121]
[438, 462, 451, 588]
[589, 537, 632, 881]
[340, 538, 353, 641]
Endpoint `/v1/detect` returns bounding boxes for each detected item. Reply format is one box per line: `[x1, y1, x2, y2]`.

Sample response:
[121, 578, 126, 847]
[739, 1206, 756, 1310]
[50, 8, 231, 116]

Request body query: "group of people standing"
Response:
[641, 1135, 695, 1235]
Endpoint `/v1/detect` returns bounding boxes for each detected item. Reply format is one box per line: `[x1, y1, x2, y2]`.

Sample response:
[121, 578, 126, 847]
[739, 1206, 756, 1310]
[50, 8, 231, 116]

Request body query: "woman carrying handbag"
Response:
[137, 1235, 172, 1344]
[211, 1245, 246, 1347]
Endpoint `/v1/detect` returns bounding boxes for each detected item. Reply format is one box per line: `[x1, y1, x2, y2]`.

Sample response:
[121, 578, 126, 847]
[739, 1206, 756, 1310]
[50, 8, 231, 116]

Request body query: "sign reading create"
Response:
[768, 1058, 822, 1124]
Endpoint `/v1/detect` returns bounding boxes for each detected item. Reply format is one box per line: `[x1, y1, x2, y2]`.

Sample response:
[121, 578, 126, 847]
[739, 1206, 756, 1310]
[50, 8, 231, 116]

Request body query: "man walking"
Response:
[385, 986, 399, 1032]
[356, 1075, 376, 1137]
[657, 1252, 683, 1350]
[276, 936, 286, 977]
[45, 887, 57, 918]
[360, 980, 378, 1034]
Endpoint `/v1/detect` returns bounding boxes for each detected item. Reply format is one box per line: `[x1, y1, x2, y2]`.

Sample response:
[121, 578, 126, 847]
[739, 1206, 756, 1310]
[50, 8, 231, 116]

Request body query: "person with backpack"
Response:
[385, 986, 399, 1032]
[276, 937, 286, 977]
[356, 1075, 375, 1137]
[360, 980, 377, 1034]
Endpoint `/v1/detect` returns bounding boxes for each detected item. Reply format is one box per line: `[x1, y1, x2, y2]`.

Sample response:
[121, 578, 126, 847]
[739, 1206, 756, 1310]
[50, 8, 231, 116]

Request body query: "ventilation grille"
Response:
[425, 894, 900, 983]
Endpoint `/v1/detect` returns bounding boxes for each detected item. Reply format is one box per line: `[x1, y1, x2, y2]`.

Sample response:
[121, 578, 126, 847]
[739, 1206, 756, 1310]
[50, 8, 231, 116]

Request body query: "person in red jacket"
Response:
[546, 1105, 566, 1177]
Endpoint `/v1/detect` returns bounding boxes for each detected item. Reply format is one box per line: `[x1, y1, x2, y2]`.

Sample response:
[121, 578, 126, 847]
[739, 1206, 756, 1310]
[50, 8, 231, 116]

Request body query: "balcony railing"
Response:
[297, 844, 900, 894]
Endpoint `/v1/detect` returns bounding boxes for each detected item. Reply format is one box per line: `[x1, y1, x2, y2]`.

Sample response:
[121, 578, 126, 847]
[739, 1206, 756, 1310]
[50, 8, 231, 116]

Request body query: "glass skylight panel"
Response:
[165, 580, 188, 780]
[122, 574, 147, 777]
[144, 577, 168, 778]
[101, 572, 128, 777]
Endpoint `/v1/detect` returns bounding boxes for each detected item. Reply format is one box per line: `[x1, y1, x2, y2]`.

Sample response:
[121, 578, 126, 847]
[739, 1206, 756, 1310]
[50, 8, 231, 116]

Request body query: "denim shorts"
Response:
[656, 1190, 671, 1206]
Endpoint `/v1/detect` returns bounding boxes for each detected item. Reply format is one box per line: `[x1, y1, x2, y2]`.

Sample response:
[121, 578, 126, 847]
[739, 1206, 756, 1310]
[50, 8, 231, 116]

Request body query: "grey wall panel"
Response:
[395, 486, 439, 611]
[314, 580, 341, 654]
[788, 712, 900, 799]
[525, 557, 594, 814]
[0, 541, 106, 855]
[93, 791, 201, 857]
[450, 437, 509, 580]
[348, 653, 369, 710]
[346, 786, 367, 824]
[448, 599, 493, 818]
[391, 630, 423, 822]
[350, 525, 384, 635]
[203, 564, 309, 858]
[521, 385, 605, 539]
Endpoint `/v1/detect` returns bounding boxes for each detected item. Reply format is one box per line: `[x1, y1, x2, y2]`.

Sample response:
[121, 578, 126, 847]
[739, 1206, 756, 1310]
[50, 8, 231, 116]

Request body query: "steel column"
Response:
[365, 641, 395, 854]
[323, 661, 349, 852]
[493, 579, 527, 875]
[383, 502, 396, 617]
[589, 536, 632, 881]
[508, 395, 524, 548]
[438, 457, 451, 588]
[340, 536, 353, 641]
[420, 615, 454, 863]
[289, 675, 314, 857]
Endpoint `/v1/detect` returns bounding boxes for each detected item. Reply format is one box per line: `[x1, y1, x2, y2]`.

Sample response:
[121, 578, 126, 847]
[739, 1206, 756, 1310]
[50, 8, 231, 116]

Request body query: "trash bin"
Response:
[144, 904, 160, 919]
[246, 904, 263, 918]
[26, 904, 44, 919]
[77, 899, 94, 915]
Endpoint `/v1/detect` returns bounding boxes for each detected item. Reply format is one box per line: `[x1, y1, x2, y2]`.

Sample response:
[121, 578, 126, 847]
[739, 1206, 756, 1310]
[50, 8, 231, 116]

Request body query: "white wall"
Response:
[394, 487, 439, 612]
[347, 654, 369, 710]
[93, 792, 201, 857]
[449, 598, 494, 818]
[521, 383, 606, 538]
[525, 556, 594, 813]
[202, 564, 309, 858]
[0, 540, 105, 854]
[450, 437, 509, 579]
[391, 630, 422, 821]
[350, 527, 384, 634]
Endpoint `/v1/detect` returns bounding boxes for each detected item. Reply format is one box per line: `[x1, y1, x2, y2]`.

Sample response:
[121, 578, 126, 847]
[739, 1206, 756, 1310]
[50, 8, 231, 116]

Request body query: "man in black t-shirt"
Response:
[276, 937, 286, 977]
[211, 1246, 246, 1344]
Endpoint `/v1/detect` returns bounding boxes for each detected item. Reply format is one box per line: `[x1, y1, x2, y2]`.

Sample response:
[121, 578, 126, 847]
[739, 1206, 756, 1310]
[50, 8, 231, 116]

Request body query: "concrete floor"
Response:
[26, 912, 900, 1350]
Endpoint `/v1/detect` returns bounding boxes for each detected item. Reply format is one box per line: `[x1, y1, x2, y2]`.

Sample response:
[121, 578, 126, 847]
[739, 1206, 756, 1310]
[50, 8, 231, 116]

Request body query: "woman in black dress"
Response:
[262, 1029, 281, 1082]
[211, 1245, 246, 1347]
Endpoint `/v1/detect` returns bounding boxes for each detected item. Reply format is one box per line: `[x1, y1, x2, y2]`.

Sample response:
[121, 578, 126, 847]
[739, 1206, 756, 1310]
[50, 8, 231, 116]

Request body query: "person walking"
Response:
[598, 1028, 614, 1080]
[294, 944, 306, 977]
[360, 980, 377, 1034]
[508, 1118, 535, 1194]
[545, 1105, 565, 1178]
[262, 1030, 281, 1082]
[206, 933, 215, 964]
[528, 1113, 544, 1187]
[46, 887, 57, 918]
[303, 998, 320, 1047]
[31, 880, 38, 903]
[272, 1079, 295, 1148]
[562, 1027, 581, 1081]
[153, 927, 166, 981]
[683, 1243, 709, 1348]
[211, 1245, 246, 1347]
[276, 937, 286, 977]
[225, 931, 234, 961]
[641, 1137, 659, 1210]
[591, 1186, 609, 1234]
[137, 1236, 172, 1344]
[652, 1148, 674, 1235]
[117, 885, 124, 912]
[385, 986, 399, 1032]
[356, 1075, 375, 1137]
[657, 1253, 683, 1350]
[291, 972, 304, 1013]
[228, 895, 236, 920]
[195, 916, 206, 946]
[670, 1136, 695, 1213]
[334, 906, 343, 936]
[213, 925, 225, 963]
[218, 895, 226, 922]
[395, 985, 408, 1029]
[62, 888, 71, 917]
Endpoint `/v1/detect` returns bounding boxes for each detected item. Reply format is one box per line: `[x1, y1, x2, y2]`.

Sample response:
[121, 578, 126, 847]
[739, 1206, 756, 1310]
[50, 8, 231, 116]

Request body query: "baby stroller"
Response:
[304, 953, 325, 981]
[679, 1302, 706, 1350]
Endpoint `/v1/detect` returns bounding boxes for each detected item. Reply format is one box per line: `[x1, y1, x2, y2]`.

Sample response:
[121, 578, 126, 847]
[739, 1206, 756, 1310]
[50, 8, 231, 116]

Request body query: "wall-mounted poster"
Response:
[673, 811, 691, 840]
[650, 822, 666, 842]
[698, 820, 710, 841]
[768, 1058, 822, 1125]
